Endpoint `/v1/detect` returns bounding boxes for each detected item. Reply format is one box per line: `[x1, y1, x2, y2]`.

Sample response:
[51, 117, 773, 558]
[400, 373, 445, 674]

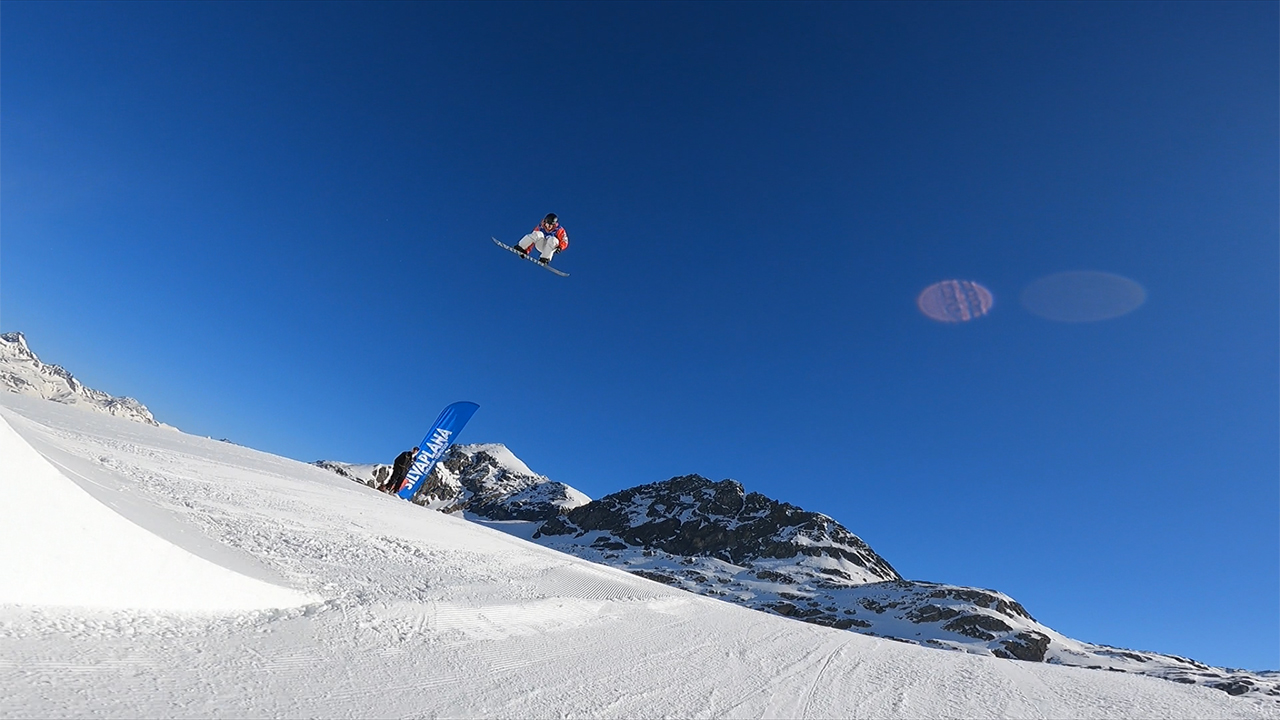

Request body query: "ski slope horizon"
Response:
[5, 1, 1276, 680]
[1, 390, 1277, 718]
[2, 327, 1276, 695]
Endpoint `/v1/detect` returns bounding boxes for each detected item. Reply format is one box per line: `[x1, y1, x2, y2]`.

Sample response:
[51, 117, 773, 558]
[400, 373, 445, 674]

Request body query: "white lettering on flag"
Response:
[404, 429, 454, 485]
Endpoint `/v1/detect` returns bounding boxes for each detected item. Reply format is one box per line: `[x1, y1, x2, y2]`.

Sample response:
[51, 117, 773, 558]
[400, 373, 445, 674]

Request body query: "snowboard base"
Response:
[492, 237, 568, 276]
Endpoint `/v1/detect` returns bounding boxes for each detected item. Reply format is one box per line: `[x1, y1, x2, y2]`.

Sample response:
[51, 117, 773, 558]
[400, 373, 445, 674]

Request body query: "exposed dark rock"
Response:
[993, 631, 1051, 662]
[769, 602, 800, 617]
[313, 461, 360, 481]
[441, 448, 582, 521]
[533, 515, 578, 538]
[628, 570, 678, 585]
[942, 614, 1014, 641]
[926, 587, 1034, 621]
[538, 475, 900, 581]
[765, 602, 826, 620]
[906, 604, 962, 624]
[1210, 680, 1254, 696]
[859, 598, 901, 614]
[1109, 650, 1151, 663]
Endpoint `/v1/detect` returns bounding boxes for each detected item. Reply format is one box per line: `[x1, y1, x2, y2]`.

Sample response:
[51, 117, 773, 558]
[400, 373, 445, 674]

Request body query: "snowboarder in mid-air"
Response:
[513, 213, 569, 266]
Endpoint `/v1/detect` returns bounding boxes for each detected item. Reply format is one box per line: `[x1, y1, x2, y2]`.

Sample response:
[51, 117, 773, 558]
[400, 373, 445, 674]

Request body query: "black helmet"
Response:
[543, 213, 558, 224]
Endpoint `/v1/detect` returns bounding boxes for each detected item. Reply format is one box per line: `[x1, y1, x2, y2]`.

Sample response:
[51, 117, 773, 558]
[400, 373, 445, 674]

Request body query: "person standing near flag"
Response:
[380, 447, 418, 494]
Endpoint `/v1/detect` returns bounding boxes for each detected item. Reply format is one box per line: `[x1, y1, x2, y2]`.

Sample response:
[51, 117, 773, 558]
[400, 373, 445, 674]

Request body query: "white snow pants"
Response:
[517, 231, 559, 261]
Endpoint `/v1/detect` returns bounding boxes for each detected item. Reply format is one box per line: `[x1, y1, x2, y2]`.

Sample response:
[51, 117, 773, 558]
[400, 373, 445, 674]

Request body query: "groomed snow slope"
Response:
[0, 412, 315, 611]
[1, 391, 1274, 719]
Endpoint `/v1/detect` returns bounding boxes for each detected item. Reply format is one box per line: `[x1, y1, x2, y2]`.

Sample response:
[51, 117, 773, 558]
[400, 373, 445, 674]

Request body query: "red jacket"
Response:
[535, 222, 569, 252]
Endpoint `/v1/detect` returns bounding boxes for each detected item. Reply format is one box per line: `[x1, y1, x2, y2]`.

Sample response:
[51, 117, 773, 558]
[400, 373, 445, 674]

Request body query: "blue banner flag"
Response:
[397, 401, 480, 500]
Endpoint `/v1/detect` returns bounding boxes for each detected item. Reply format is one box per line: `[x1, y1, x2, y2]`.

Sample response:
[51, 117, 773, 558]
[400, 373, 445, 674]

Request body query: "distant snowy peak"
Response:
[0, 332, 160, 427]
[312, 460, 387, 486]
[425, 443, 591, 520]
[314, 443, 591, 520]
[536, 474, 901, 584]
[456, 443, 540, 478]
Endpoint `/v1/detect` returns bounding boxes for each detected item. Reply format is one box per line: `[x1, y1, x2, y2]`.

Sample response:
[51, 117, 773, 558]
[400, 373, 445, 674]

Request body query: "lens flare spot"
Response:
[1021, 271, 1146, 322]
[917, 280, 994, 323]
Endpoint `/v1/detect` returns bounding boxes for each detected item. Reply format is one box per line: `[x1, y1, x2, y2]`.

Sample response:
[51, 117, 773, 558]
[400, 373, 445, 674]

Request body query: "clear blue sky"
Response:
[3, 1, 1276, 671]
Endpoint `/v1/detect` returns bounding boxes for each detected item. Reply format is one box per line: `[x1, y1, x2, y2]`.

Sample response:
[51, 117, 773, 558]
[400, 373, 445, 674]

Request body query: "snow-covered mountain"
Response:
[5, 390, 1274, 718]
[3, 332, 1276, 710]
[314, 443, 589, 518]
[0, 332, 160, 426]
[316, 442, 1279, 701]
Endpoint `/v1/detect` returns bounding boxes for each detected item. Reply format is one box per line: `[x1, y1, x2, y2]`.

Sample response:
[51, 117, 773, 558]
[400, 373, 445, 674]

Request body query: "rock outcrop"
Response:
[0, 332, 160, 426]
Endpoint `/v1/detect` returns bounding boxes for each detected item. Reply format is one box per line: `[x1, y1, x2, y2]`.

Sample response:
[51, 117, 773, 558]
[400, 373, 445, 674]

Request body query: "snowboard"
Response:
[492, 237, 569, 277]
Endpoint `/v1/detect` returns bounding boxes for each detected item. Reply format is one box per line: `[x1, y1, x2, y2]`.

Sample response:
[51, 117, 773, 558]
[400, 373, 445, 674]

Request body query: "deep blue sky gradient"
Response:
[3, 1, 1277, 670]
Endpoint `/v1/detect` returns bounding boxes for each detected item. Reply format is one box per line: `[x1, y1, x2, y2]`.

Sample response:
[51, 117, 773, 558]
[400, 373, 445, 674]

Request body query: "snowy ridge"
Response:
[0, 332, 160, 427]
[311, 460, 387, 487]
[435, 443, 591, 519]
[4, 332, 1274, 711]
[535, 474, 900, 583]
[525, 474, 1278, 700]
[313, 443, 590, 519]
[3, 391, 1276, 718]
[317, 450, 1279, 700]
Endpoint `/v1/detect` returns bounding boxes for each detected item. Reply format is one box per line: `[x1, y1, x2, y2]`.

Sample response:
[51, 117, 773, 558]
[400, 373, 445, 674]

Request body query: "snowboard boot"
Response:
[537, 257, 550, 265]
[514, 244, 529, 257]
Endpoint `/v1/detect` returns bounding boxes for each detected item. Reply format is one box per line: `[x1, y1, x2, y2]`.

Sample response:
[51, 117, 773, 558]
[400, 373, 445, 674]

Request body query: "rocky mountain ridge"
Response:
[315, 443, 589, 519]
[0, 332, 159, 426]
[1, 333, 1271, 701]
[534, 474, 901, 585]
[318, 444, 1277, 701]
